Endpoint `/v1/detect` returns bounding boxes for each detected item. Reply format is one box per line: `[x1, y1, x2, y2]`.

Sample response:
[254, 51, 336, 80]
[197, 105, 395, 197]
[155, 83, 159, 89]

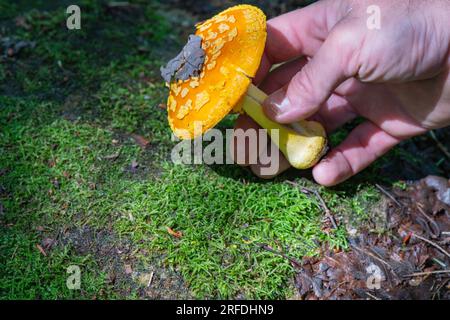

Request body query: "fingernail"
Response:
[263, 87, 291, 118]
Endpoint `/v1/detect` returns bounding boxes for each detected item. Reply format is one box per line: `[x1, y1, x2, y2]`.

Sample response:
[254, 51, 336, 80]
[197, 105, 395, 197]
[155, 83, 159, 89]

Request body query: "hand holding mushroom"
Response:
[233, 0, 450, 185]
[161, 2, 450, 186]
[162, 5, 327, 171]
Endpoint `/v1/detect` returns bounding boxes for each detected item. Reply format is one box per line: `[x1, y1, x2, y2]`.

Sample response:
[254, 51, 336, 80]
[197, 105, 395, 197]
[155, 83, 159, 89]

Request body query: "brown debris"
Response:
[294, 175, 450, 300]
[130, 133, 150, 149]
[15, 16, 31, 30]
[35, 244, 47, 257]
[166, 227, 183, 238]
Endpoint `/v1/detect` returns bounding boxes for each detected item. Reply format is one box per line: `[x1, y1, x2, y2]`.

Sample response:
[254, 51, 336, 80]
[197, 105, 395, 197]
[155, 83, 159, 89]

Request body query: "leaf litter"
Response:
[293, 175, 450, 300]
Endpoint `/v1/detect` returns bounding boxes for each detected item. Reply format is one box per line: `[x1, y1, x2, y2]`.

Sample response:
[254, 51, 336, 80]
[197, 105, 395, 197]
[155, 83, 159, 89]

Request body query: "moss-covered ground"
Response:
[1, 0, 448, 299]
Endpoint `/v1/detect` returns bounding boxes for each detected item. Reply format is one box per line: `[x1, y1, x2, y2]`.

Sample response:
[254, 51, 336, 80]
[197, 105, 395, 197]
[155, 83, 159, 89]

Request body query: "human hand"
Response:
[232, 0, 450, 185]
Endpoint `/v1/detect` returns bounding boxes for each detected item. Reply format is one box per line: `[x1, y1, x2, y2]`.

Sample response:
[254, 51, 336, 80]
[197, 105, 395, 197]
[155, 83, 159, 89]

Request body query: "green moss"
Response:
[0, 0, 436, 299]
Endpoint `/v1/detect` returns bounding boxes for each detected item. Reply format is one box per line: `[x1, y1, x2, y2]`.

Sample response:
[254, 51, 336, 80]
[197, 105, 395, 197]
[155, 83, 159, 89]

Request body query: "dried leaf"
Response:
[166, 226, 182, 238]
[124, 264, 133, 275]
[160, 35, 205, 83]
[104, 152, 120, 161]
[42, 238, 56, 249]
[36, 244, 47, 256]
[130, 133, 150, 149]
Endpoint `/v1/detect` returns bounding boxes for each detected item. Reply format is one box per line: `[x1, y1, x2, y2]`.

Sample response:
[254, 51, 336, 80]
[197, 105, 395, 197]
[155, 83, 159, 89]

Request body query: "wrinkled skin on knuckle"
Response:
[287, 64, 323, 111]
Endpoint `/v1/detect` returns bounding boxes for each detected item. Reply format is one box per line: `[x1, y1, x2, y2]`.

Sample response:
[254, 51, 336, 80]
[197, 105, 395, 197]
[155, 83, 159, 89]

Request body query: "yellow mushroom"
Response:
[166, 5, 327, 169]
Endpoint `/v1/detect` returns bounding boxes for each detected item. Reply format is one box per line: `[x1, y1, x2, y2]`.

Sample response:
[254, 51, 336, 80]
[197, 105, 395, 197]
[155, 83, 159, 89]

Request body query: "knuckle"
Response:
[288, 65, 322, 110]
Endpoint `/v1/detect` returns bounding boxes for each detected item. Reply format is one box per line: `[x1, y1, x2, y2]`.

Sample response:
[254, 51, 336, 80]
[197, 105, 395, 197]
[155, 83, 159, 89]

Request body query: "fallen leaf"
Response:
[15, 16, 31, 30]
[130, 133, 150, 149]
[104, 152, 120, 161]
[124, 264, 133, 275]
[36, 244, 47, 256]
[166, 226, 182, 238]
[42, 238, 56, 249]
[403, 233, 412, 246]
[48, 160, 56, 168]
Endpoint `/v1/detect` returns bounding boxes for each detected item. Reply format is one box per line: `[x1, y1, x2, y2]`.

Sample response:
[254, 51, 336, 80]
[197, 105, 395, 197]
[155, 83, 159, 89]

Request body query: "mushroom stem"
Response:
[240, 84, 327, 169]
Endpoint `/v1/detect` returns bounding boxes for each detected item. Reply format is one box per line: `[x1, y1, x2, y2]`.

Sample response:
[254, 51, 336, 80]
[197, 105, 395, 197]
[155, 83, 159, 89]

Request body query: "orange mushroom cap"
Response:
[167, 5, 267, 139]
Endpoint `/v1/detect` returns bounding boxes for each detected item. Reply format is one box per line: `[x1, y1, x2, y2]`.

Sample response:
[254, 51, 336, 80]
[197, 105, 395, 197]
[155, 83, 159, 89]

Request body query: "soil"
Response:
[53, 226, 192, 299]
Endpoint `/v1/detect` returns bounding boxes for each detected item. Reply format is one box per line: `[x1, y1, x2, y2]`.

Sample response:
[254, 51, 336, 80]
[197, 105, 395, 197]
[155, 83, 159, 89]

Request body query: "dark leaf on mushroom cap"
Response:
[160, 35, 205, 83]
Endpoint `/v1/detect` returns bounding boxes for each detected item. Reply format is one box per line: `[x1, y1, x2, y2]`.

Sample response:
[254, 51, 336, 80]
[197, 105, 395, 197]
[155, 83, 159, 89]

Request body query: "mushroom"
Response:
[163, 5, 327, 169]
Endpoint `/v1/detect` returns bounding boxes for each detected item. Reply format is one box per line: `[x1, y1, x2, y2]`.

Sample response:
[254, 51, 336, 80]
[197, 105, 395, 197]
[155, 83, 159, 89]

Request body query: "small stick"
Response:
[147, 271, 154, 287]
[366, 292, 381, 300]
[432, 258, 447, 269]
[411, 232, 450, 259]
[352, 245, 391, 268]
[375, 184, 403, 207]
[256, 243, 302, 268]
[416, 204, 440, 238]
[36, 244, 47, 257]
[429, 130, 450, 160]
[313, 189, 338, 229]
[432, 279, 450, 300]
[285, 181, 338, 229]
[404, 270, 450, 277]
[285, 181, 314, 195]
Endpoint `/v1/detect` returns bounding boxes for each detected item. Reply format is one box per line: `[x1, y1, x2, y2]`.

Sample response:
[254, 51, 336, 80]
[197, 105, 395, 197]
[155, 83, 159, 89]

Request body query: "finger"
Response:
[250, 137, 291, 179]
[254, 0, 349, 84]
[263, 21, 362, 124]
[312, 121, 402, 186]
[308, 94, 357, 133]
[259, 57, 308, 94]
[231, 114, 263, 166]
[259, 58, 358, 133]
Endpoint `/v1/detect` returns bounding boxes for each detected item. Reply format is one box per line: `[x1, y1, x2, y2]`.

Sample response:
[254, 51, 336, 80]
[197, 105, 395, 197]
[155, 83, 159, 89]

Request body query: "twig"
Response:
[429, 130, 450, 160]
[366, 292, 381, 300]
[313, 190, 338, 229]
[285, 181, 313, 195]
[352, 245, 391, 268]
[375, 184, 403, 207]
[432, 279, 450, 300]
[147, 271, 154, 287]
[404, 270, 450, 277]
[416, 203, 440, 238]
[411, 232, 450, 259]
[36, 244, 47, 256]
[432, 258, 447, 269]
[286, 181, 338, 229]
[256, 243, 302, 268]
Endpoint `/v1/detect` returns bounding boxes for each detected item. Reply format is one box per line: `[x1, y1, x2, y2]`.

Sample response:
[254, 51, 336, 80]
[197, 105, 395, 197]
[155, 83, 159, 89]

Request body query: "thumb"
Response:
[263, 23, 361, 123]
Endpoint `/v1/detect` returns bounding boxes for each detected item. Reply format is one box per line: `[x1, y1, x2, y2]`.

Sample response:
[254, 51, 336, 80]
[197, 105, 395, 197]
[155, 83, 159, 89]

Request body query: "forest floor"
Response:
[0, 0, 449, 299]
